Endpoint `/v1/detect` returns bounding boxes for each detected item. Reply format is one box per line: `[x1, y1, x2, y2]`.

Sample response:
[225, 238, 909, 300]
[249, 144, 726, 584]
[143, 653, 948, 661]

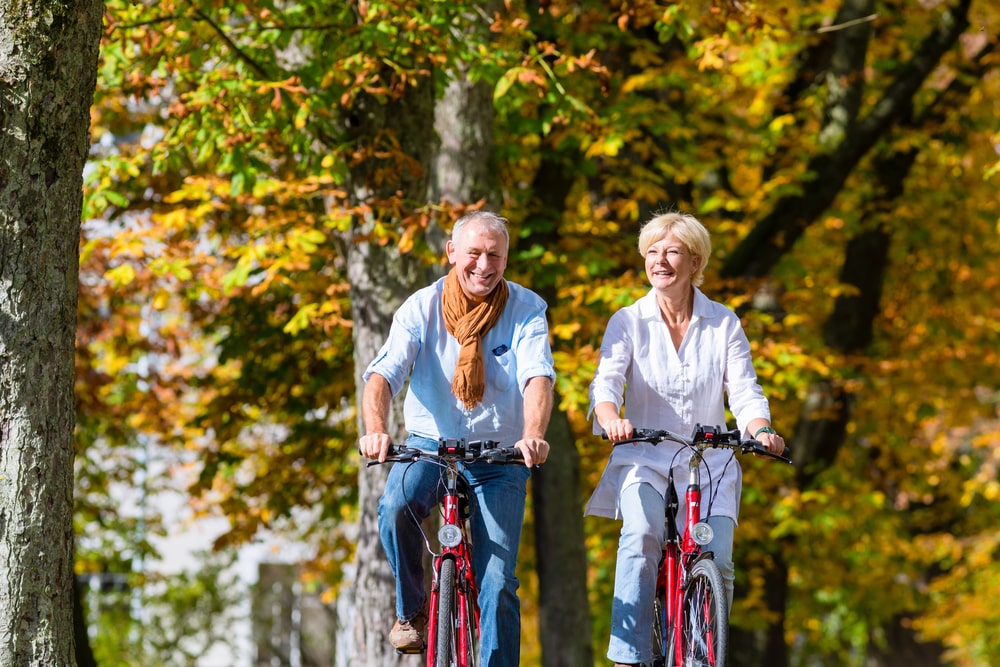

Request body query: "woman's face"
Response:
[644, 231, 699, 293]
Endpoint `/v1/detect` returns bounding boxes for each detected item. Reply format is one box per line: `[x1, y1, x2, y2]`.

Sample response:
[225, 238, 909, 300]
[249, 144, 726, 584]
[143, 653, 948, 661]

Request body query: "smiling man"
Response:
[358, 210, 555, 666]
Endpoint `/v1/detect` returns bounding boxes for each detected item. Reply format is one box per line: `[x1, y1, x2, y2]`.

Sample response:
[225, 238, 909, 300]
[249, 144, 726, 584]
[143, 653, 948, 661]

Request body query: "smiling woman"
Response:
[638, 213, 712, 351]
[586, 210, 784, 667]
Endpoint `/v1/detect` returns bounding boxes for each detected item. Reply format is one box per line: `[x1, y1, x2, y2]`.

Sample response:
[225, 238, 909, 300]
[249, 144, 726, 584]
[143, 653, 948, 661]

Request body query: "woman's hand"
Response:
[756, 431, 786, 456]
[602, 417, 634, 443]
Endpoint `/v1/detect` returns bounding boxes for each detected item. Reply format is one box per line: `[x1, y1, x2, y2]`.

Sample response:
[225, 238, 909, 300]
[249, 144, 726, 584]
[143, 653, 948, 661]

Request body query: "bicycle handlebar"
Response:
[365, 438, 525, 467]
[605, 424, 793, 464]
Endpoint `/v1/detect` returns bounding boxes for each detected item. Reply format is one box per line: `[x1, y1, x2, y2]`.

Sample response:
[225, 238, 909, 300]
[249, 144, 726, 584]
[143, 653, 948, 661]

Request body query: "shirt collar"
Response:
[639, 287, 713, 320]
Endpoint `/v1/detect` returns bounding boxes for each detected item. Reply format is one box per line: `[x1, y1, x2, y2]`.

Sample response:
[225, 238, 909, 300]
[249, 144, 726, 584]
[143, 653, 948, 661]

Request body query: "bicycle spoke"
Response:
[680, 560, 729, 667]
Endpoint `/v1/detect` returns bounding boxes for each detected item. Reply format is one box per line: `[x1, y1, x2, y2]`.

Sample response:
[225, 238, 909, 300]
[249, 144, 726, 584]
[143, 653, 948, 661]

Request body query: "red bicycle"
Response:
[611, 424, 791, 667]
[367, 438, 524, 667]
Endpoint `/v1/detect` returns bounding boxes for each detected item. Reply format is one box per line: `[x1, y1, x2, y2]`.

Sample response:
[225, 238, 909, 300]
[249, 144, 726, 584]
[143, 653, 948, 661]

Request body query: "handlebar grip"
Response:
[481, 447, 524, 464]
[744, 439, 794, 464]
[364, 443, 421, 467]
[602, 428, 668, 445]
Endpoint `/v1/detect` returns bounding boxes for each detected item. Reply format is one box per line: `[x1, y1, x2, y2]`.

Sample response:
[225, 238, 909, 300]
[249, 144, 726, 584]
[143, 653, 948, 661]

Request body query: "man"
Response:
[358, 210, 555, 666]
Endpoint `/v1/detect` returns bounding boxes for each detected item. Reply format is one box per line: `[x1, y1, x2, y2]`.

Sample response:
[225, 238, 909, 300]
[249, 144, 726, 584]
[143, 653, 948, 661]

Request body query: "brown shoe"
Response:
[390, 603, 429, 653]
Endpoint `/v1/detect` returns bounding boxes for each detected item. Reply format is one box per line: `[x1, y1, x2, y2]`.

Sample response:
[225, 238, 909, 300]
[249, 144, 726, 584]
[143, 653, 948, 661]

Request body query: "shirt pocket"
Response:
[486, 343, 515, 393]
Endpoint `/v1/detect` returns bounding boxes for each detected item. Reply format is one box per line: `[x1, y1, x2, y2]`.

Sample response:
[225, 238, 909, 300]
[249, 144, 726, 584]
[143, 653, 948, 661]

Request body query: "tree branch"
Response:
[191, 8, 270, 80]
[720, 0, 973, 280]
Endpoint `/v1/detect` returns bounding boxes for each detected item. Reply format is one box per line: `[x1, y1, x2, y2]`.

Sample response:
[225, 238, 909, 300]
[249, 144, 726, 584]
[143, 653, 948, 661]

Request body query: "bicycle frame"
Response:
[660, 446, 719, 667]
[425, 457, 479, 667]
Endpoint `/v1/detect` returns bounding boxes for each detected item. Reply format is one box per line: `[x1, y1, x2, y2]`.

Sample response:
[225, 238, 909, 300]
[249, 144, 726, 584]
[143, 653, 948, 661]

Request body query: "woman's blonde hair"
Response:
[638, 212, 712, 287]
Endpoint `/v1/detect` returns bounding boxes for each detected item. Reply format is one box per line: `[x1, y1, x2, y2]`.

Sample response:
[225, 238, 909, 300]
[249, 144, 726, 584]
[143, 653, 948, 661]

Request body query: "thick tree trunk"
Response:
[338, 222, 432, 667]
[533, 404, 593, 667]
[523, 146, 594, 667]
[721, 2, 974, 664]
[333, 66, 438, 663]
[0, 0, 103, 664]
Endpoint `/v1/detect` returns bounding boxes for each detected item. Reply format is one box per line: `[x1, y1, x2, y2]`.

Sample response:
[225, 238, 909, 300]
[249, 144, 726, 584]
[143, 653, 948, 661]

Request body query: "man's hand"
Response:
[360, 374, 393, 462]
[514, 436, 549, 467]
[359, 432, 392, 463]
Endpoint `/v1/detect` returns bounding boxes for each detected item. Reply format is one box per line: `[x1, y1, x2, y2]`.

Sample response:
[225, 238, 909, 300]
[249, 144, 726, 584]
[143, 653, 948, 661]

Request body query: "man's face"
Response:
[446, 221, 508, 302]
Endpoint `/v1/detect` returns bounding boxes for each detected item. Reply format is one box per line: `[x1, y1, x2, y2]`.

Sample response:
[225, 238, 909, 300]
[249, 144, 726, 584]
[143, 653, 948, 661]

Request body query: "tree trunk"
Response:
[331, 3, 517, 662]
[333, 68, 438, 663]
[525, 153, 594, 667]
[721, 2, 974, 664]
[0, 0, 103, 664]
[533, 404, 594, 667]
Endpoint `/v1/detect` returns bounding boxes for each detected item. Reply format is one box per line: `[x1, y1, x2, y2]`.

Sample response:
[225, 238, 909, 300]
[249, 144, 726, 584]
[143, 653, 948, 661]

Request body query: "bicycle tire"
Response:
[676, 558, 729, 667]
[434, 558, 456, 667]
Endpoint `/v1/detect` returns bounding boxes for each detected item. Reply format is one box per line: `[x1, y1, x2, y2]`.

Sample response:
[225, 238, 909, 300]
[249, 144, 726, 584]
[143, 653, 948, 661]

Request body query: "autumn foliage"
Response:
[78, 1, 1000, 665]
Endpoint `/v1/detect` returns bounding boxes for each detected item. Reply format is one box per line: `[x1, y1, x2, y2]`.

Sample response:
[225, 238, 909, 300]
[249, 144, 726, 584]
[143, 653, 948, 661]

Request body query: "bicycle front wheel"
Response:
[433, 557, 478, 667]
[434, 558, 456, 667]
[676, 558, 728, 667]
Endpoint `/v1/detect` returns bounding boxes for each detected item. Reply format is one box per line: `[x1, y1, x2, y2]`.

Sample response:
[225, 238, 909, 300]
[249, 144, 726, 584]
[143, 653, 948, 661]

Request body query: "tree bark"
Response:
[333, 69, 438, 664]
[0, 0, 103, 664]
[524, 162, 595, 667]
[533, 404, 594, 667]
[331, 1, 530, 662]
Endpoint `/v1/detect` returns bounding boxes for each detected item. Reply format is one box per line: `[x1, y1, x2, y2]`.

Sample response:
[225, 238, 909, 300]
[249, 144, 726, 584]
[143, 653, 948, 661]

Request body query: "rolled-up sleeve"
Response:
[363, 298, 422, 396]
[514, 310, 556, 390]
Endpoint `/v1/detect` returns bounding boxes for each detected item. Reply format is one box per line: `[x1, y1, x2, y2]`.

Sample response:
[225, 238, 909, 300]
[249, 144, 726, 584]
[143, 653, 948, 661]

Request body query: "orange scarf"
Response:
[442, 268, 509, 409]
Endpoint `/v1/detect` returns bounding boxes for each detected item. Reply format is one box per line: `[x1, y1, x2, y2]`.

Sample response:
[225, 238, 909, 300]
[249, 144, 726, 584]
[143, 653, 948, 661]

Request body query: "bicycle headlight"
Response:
[438, 524, 463, 548]
[691, 522, 714, 546]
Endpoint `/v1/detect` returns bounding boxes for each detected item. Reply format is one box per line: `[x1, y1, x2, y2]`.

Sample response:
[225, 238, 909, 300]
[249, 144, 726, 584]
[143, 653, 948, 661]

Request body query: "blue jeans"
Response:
[378, 435, 531, 667]
[607, 482, 736, 664]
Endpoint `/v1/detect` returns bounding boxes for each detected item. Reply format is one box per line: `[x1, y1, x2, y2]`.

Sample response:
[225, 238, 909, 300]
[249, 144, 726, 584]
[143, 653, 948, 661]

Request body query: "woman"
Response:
[585, 211, 785, 667]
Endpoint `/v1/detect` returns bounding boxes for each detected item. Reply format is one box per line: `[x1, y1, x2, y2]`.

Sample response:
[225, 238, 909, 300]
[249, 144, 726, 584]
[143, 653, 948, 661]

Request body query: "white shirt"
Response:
[363, 277, 555, 446]
[584, 288, 770, 523]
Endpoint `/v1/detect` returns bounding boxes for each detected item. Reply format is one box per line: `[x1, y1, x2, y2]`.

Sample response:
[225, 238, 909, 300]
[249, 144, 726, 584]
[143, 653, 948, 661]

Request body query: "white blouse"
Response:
[584, 288, 771, 524]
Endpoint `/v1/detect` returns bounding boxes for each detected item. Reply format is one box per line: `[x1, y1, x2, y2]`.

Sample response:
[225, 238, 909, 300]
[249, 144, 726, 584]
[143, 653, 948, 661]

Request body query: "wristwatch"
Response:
[753, 425, 776, 438]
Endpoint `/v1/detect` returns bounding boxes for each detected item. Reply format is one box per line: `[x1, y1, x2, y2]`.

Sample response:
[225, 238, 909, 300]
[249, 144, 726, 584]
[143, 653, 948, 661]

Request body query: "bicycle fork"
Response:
[426, 473, 479, 667]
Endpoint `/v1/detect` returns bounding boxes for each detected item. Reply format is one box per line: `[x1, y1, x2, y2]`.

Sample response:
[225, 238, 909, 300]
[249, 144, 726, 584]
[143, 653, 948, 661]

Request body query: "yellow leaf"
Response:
[105, 263, 136, 287]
